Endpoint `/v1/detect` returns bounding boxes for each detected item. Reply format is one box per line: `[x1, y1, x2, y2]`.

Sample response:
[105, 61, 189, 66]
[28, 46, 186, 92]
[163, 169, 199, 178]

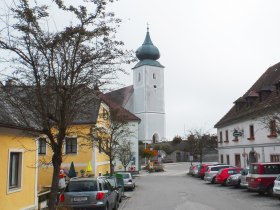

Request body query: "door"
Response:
[235, 154, 241, 167]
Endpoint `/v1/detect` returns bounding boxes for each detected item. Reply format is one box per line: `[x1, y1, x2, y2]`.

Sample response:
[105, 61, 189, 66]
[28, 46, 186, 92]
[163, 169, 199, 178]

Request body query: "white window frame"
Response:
[7, 149, 24, 194]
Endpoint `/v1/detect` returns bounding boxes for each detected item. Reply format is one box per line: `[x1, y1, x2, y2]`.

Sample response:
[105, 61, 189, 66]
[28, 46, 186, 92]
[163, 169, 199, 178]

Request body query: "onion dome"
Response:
[133, 27, 164, 69]
[136, 28, 160, 61]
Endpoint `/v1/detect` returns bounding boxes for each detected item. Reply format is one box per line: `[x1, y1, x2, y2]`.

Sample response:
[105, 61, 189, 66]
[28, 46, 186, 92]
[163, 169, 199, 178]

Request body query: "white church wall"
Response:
[136, 112, 166, 142]
[114, 121, 139, 172]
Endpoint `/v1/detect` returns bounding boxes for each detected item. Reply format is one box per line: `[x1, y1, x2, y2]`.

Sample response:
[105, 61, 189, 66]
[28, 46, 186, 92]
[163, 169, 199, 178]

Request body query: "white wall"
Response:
[114, 121, 139, 171]
[217, 116, 280, 168]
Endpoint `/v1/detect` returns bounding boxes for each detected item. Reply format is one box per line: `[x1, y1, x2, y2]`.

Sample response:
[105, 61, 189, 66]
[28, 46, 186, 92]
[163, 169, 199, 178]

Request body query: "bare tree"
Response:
[91, 101, 136, 174]
[0, 1, 132, 209]
[116, 139, 134, 171]
[187, 129, 217, 163]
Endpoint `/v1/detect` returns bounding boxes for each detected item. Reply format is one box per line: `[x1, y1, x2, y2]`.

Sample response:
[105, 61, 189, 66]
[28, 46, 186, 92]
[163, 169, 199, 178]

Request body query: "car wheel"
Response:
[258, 191, 265, 195]
[211, 177, 215, 184]
[267, 187, 273, 196]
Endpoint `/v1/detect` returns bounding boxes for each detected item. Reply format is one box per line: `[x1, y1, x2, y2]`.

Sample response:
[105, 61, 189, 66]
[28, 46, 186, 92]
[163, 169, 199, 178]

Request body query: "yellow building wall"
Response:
[94, 102, 111, 176]
[38, 125, 94, 192]
[38, 102, 112, 191]
[0, 128, 37, 210]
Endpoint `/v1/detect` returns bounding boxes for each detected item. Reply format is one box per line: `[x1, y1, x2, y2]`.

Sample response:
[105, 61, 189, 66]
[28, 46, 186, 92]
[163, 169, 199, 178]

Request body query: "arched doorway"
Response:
[152, 133, 160, 144]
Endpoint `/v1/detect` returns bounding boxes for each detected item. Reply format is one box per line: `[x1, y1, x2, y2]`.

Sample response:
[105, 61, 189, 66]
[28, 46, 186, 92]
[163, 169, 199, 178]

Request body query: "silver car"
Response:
[273, 175, 280, 198]
[204, 165, 231, 184]
[117, 172, 135, 191]
[240, 168, 249, 188]
[59, 177, 118, 210]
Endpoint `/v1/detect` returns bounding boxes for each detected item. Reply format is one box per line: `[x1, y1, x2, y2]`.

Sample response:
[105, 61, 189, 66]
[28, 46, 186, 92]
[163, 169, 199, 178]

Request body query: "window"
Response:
[38, 138, 46, 155]
[248, 125, 255, 140]
[138, 72, 141, 82]
[271, 155, 280, 162]
[226, 155, 230, 165]
[98, 140, 102, 153]
[66, 138, 77, 154]
[225, 130, 229, 142]
[268, 120, 277, 138]
[9, 151, 22, 190]
[219, 131, 223, 143]
[235, 154, 241, 167]
[220, 154, 224, 163]
[153, 73, 156, 79]
[102, 107, 109, 120]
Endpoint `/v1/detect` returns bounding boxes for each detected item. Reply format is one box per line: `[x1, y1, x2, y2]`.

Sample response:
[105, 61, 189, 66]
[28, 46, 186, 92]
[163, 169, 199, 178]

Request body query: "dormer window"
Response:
[246, 91, 258, 107]
[258, 86, 272, 102]
[234, 97, 246, 111]
[275, 81, 280, 95]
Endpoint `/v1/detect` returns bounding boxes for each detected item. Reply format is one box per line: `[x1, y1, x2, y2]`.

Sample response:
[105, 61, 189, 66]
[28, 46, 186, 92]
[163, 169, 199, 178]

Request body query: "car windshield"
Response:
[249, 165, 259, 174]
[106, 178, 116, 187]
[241, 169, 249, 175]
[119, 173, 130, 179]
[228, 170, 238, 174]
[67, 180, 97, 192]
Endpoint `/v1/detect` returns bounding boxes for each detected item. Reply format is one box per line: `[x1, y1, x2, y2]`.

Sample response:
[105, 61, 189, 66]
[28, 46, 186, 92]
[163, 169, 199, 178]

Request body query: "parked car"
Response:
[197, 164, 212, 179]
[204, 165, 231, 184]
[216, 167, 241, 185]
[117, 172, 135, 191]
[99, 175, 123, 203]
[192, 164, 200, 177]
[247, 162, 280, 196]
[226, 173, 241, 187]
[240, 168, 249, 188]
[59, 177, 119, 210]
[273, 175, 280, 198]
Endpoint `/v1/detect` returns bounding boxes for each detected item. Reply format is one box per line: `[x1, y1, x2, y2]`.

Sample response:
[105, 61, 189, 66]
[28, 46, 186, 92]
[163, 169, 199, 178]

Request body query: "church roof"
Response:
[99, 91, 140, 122]
[105, 85, 134, 107]
[215, 62, 280, 128]
[133, 28, 164, 69]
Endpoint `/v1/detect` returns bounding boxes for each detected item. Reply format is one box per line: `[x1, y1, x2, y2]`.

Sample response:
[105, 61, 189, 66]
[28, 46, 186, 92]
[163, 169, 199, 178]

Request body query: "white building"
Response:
[215, 62, 280, 168]
[106, 28, 166, 144]
[99, 93, 140, 171]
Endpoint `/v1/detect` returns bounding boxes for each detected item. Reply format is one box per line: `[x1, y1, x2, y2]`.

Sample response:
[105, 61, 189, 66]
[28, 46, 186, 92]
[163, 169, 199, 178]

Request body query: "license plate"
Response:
[73, 197, 88, 202]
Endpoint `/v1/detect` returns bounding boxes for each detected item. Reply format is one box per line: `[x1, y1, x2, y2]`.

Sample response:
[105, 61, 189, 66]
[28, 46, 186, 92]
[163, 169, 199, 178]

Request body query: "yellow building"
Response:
[0, 125, 38, 210]
[37, 98, 111, 194]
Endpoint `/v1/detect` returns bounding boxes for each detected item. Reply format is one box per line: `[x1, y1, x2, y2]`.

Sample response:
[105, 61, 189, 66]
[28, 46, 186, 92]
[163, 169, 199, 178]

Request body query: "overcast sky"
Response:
[106, 0, 280, 139]
[2, 0, 280, 140]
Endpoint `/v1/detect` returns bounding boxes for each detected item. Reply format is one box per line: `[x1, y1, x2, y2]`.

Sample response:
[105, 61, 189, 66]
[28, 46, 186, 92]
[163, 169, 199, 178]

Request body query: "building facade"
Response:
[215, 62, 280, 168]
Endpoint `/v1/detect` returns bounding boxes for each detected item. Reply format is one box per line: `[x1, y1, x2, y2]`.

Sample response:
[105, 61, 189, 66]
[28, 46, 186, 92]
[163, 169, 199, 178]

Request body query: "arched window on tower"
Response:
[152, 133, 159, 144]
[138, 72, 141, 82]
[153, 73, 156, 79]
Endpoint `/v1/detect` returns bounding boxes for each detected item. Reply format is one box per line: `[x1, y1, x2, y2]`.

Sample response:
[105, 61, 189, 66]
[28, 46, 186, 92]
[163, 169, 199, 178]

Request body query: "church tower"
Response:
[132, 27, 166, 143]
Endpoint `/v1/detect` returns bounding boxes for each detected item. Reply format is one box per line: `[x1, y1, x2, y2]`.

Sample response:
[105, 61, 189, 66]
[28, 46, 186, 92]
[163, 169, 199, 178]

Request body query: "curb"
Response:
[119, 196, 130, 210]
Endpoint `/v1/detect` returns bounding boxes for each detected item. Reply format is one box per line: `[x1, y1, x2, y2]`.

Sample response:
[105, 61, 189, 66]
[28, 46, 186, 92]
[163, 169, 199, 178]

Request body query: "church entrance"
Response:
[152, 133, 159, 144]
